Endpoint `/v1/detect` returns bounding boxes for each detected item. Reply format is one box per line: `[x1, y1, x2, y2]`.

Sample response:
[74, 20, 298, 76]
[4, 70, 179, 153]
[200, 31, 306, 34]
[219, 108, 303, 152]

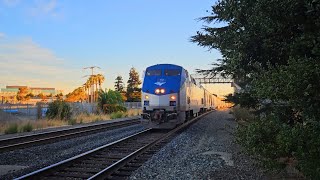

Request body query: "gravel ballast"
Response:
[0, 123, 145, 179]
[130, 110, 267, 180]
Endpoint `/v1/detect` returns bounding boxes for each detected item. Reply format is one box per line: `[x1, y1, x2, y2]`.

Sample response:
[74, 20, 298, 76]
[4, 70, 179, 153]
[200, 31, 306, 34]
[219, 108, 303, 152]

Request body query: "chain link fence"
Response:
[124, 102, 142, 109]
[0, 102, 142, 122]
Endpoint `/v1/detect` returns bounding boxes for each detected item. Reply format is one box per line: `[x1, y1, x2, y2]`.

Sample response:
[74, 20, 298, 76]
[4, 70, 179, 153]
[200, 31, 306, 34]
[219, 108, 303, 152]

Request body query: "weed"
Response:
[4, 123, 18, 134]
[20, 122, 33, 132]
[67, 119, 77, 125]
[110, 111, 124, 119]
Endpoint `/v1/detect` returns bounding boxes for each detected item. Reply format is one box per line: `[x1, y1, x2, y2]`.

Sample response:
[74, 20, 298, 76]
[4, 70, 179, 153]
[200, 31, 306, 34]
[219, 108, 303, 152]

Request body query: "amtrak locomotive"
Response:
[141, 64, 215, 128]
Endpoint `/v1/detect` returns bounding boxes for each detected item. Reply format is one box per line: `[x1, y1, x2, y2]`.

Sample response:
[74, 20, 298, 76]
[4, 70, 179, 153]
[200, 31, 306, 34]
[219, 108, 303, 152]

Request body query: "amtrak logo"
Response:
[154, 79, 166, 86]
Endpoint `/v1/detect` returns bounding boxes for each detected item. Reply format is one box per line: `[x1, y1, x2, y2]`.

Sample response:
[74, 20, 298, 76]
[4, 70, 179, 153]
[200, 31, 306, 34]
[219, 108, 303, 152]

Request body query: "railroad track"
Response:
[0, 117, 140, 152]
[16, 111, 212, 180]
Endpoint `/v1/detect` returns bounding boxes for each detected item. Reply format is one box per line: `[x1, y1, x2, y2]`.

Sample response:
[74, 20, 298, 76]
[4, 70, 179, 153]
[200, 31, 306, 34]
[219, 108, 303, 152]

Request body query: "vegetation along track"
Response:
[16, 110, 213, 180]
[0, 118, 140, 152]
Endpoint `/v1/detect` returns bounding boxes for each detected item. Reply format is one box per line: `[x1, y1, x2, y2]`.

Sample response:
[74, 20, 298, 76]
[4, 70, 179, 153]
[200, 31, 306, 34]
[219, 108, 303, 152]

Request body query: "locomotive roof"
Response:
[146, 64, 183, 70]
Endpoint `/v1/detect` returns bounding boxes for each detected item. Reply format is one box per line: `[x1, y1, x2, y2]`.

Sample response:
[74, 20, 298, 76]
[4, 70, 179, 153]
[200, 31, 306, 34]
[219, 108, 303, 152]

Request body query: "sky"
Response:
[0, 0, 221, 93]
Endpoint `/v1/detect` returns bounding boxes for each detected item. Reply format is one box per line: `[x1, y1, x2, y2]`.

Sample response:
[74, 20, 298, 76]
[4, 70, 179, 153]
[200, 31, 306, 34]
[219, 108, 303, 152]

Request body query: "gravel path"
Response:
[0, 124, 145, 179]
[130, 110, 267, 180]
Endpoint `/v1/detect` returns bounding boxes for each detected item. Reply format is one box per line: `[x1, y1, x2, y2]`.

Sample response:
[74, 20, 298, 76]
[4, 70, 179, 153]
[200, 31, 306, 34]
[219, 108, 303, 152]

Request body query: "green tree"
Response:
[126, 67, 141, 102]
[96, 74, 105, 90]
[192, 0, 320, 178]
[16, 87, 29, 102]
[97, 89, 126, 113]
[114, 75, 125, 92]
[65, 87, 86, 102]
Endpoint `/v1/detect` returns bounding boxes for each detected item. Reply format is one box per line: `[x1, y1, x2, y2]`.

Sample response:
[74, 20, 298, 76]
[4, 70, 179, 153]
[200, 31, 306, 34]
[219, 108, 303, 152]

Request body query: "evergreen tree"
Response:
[192, 0, 320, 177]
[126, 67, 142, 102]
[114, 75, 125, 92]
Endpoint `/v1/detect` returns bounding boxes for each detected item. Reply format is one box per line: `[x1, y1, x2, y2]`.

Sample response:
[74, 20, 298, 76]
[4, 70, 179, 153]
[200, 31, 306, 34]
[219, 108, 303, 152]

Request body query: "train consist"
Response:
[141, 64, 215, 128]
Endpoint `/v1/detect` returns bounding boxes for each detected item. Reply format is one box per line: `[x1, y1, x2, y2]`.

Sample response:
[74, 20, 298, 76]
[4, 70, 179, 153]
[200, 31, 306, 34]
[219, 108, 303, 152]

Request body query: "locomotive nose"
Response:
[155, 88, 165, 94]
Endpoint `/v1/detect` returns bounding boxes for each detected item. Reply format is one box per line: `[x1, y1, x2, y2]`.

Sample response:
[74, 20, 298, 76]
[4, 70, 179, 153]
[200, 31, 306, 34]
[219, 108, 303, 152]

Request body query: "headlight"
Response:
[145, 95, 149, 99]
[170, 95, 176, 100]
[155, 88, 165, 94]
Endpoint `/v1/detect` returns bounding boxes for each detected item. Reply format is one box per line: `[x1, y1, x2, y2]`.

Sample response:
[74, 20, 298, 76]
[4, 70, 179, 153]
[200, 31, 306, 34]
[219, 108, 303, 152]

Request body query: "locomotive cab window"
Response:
[146, 69, 161, 76]
[164, 69, 180, 76]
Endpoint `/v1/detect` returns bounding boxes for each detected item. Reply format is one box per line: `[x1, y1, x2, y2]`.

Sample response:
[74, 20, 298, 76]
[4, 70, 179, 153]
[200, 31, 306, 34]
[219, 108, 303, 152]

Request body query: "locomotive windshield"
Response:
[146, 69, 161, 76]
[164, 69, 180, 76]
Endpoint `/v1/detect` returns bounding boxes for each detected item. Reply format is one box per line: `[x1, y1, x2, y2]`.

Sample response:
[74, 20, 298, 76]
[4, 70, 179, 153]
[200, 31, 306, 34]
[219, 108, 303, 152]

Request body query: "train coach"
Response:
[141, 64, 215, 128]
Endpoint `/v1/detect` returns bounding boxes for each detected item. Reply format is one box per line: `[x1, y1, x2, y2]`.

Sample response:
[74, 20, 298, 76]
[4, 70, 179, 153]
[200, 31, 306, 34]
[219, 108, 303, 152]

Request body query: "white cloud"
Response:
[0, 36, 81, 93]
[2, 0, 20, 7]
[0, 32, 5, 38]
[29, 0, 61, 19]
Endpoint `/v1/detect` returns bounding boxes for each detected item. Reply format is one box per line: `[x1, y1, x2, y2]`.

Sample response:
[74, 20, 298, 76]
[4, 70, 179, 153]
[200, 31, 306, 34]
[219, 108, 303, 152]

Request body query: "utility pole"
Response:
[83, 66, 101, 103]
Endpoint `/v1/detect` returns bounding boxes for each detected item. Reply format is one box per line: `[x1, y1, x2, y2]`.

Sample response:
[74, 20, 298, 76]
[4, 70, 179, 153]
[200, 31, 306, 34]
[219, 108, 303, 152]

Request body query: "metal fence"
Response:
[0, 104, 43, 116]
[0, 102, 141, 120]
[124, 102, 142, 109]
[70, 102, 141, 114]
[69, 102, 98, 115]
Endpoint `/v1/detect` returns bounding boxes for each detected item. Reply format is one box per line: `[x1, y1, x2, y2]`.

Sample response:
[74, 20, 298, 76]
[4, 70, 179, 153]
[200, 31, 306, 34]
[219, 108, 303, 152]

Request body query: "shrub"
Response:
[236, 116, 320, 178]
[46, 100, 71, 120]
[98, 90, 127, 114]
[20, 122, 33, 132]
[110, 111, 125, 119]
[232, 106, 256, 123]
[4, 123, 18, 134]
[103, 105, 127, 114]
[67, 119, 77, 125]
[294, 122, 320, 179]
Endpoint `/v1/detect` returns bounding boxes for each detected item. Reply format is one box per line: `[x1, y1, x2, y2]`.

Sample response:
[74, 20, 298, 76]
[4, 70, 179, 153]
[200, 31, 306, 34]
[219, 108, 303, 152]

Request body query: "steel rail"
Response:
[16, 111, 213, 180]
[15, 128, 153, 180]
[0, 117, 140, 152]
[90, 110, 213, 179]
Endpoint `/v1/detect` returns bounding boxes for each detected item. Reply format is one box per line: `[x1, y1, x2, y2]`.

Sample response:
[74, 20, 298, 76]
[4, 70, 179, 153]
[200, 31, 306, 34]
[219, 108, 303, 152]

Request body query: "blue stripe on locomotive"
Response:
[142, 64, 187, 95]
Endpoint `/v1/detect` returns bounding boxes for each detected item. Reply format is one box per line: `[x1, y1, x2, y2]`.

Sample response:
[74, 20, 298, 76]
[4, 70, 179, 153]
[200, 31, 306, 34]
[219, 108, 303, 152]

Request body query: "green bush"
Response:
[104, 105, 127, 114]
[4, 123, 18, 134]
[20, 123, 33, 132]
[232, 106, 256, 123]
[110, 111, 125, 119]
[98, 90, 127, 114]
[236, 116, 320, 178]
[67, 119, 77, 125]
[46, 100, 71, 120]
[294, 122, 320, 179]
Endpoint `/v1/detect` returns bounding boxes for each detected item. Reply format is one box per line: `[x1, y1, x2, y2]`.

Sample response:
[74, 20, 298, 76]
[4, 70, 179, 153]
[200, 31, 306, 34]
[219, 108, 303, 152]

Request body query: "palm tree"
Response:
[83, 83, 89, 102]
[94, 75, 99, 101]
[87, 76, 95, 103]
[96, 74, 105, 90]
[90, 75, 98, 102]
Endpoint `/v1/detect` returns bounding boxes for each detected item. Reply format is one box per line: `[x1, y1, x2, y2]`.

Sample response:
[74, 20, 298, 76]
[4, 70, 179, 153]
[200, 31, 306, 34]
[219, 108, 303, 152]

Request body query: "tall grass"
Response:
[20, 122, 33, 132]
[0, 108, 142, 134]
[125, 109, 142, 117]
[72, 113, 111, 124]
[4, 123, 18, 134]
[0, 119, 68, 134]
